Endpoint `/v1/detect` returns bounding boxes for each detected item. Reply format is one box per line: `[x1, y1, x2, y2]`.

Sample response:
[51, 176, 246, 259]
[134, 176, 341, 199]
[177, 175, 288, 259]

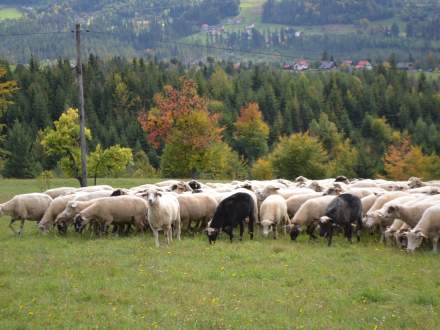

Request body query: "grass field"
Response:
[0, 7, 23, 21]
[0, 179, 440, 329]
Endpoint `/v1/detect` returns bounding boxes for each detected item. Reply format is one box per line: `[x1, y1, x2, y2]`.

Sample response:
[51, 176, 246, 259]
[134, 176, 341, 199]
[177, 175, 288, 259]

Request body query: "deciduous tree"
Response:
[234, 103, 269, 163]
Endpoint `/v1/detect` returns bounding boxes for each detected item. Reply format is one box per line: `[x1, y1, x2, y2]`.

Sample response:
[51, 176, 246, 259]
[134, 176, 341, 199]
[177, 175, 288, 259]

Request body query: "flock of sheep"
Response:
[1, 175, 440, 252]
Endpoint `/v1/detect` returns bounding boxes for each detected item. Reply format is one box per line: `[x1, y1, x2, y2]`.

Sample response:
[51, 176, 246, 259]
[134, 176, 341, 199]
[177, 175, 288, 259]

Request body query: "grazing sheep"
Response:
[364, 192, 408, 226]
[38, 194, 77, 232]
[361, 194, 379, 215]
[381, 197, 440, 229]
[260, 194, 289, 238]
[408, 177, 424, 189]
[75, 196, 148, 234]
[288, 195, 336, 241]
[205, 192, 256, 244]
[406, 205, 440, 253]
[44, 187, 76, 199]
[75, 185, 113, 193]
[286, 193, 322, 218]
[55, 199, 103, 233]
[384, 219, 409, 247]
[177, 193, 218, 231]
[170, 181, 193, 194]
[319, 194, 363, 246]
[365, 195, 421, 229]
[144, 190, 181, 247]
[0, 193, 53, 235]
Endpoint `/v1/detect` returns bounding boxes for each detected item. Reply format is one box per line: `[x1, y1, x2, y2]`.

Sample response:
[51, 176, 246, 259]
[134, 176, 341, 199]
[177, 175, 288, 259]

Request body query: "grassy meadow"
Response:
[0, 179, 439, 329]
[0, 7, 23, 21]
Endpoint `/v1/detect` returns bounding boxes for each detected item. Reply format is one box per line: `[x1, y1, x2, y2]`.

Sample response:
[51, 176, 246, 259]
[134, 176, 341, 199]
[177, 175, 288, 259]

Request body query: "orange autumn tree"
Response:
[234, 102, 269, 163]
[383, 137, 440, 180]
[138, 79, 245, 178]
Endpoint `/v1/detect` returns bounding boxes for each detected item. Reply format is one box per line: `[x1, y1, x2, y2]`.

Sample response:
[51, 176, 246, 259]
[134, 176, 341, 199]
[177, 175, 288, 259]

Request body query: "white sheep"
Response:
[38, 194, 77, 232]
[0, 193, 53, 235]
[285, 193, 322, 218]
[406, 205, 440, 252]
[289, 195, 336, 240]
[44, 187, 76, 199]
[76, 196, 148, 234]
[363, 191, 408, 227]
[144, 190, 181, 247]
[361, 194, 379, 215]
[177, 193, 218, 231]
[260, 194, 289, 238]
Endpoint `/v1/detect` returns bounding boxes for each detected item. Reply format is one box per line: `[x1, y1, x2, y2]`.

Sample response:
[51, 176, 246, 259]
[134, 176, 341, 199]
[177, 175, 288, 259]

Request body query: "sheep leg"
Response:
[225, 226, 233, 242]
[433, 236, 439, 253]
[152, 228, 160, 247]
[165, 226, 172, 245]
[307, 223, 317, 240]
[248, 221, 254, 240]
[9, 219, 18, 234]
[175, 220, 181, 241]
[273, 225, 278, 240]
[345, 224, 353, 244]
[327, 225, 334, 247]
[238, 222, 244, 241]
[18, 219, 25, 236]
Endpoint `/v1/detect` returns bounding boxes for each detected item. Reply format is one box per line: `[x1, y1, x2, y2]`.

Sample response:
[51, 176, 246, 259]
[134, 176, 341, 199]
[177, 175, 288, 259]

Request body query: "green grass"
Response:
[1, 179, 440, 329]
[0, 7, 23, 21]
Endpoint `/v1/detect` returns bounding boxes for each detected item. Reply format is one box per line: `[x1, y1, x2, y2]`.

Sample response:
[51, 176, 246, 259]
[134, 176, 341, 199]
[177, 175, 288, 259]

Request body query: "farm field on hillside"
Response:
[0, 7, 23, 20]
[0, 179, 439, 329]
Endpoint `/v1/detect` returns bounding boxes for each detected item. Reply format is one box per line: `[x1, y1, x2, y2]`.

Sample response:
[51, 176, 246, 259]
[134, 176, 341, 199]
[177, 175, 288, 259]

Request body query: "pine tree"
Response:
[3, 121, 39, 178]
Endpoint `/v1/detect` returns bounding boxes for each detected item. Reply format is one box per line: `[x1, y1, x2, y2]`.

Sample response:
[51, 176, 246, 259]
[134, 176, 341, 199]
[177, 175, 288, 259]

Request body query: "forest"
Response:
[1, 1, 440, 63]
[262, 0, 399, 25]
[1, 56, 440, 181]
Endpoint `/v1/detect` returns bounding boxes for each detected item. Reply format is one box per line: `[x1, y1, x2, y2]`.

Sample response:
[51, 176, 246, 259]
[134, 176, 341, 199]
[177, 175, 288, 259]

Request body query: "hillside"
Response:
[0, 0, 439, 64]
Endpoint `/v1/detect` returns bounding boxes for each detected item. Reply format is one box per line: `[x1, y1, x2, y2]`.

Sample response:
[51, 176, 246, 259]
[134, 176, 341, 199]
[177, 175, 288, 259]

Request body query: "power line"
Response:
[86, 29, 299, 61]
[157, 40, 298, 60]
[0, 31, 72, 37]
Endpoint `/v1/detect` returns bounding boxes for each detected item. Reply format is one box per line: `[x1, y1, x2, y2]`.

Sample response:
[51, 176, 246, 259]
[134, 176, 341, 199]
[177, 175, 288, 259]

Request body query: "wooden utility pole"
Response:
[76, 23, 88, 187]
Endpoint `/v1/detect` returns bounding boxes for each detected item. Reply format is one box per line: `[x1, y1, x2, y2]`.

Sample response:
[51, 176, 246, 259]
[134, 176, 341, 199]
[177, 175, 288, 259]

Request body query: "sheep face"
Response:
[383, 205, 398, 220]
[74, 215, 85, 233]
[146, 191, 162, 205]
[260, 220, 274, 237]
[319, 216, 333, 237]
[205, 227, 218, 244]
[289, 225, 301, 241]
[384, 229, 395, 244]
[365, 212, 380, 230]
[395, 231, 408, 248]
[57, 221, 68, 235]
[406, 231, 426, 252]
[38, 222, 49, 233]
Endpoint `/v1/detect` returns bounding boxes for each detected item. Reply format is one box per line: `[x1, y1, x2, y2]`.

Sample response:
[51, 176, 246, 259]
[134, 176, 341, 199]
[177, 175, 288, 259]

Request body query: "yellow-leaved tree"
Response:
[41, 108, 133, 184]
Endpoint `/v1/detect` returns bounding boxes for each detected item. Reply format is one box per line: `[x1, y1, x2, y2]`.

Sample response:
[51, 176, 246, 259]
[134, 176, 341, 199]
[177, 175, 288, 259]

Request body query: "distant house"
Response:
[320, 61, 336, 70]
[295, 31, 304, 38]
[396, 62, 414, 71]
[355, 60, 373, 70]
[201, 24, 209, 31]
[283, 63, 293, 71]
[294, 60, 310, 71]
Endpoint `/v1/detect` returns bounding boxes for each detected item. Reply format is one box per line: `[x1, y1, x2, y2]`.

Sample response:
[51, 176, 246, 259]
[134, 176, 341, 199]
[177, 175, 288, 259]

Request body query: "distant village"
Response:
[199, 23, 427, 73]
[281, 59, 417, 72]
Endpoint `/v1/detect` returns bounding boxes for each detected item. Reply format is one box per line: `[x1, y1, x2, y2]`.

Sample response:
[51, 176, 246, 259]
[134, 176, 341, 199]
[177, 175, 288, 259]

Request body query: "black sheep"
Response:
[319, 193, 362, 246]
[205, 192, 255, 244]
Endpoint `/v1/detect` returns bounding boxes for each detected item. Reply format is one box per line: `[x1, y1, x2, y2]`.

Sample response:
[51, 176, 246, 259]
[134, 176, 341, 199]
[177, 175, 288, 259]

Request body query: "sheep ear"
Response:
[320, 216, 331, 224]
[156, 192, 162, 197]
[417, 232, 427, 239]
